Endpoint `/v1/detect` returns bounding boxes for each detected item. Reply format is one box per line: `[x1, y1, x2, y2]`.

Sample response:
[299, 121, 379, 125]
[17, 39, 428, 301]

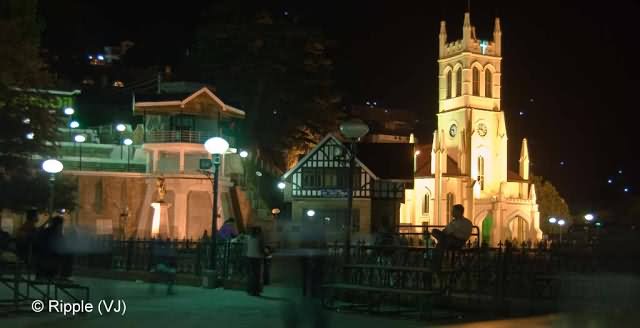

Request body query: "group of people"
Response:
[2, 210, 74, 281]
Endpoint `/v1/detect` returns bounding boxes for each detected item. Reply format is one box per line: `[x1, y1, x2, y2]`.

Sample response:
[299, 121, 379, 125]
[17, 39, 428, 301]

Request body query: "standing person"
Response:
[246, 226, 265, 296]
[35, 216, 73, 281]
[15, 210, 38, 263]
[218, 218, 239, 241]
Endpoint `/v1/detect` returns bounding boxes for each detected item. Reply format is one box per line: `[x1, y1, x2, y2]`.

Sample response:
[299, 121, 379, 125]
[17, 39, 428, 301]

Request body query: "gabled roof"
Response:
[282, 135, 375, 180]
[133, 87, 245, 118]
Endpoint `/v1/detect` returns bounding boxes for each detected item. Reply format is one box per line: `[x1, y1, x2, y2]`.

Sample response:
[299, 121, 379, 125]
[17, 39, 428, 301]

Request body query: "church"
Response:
[399, 12, 543, 244]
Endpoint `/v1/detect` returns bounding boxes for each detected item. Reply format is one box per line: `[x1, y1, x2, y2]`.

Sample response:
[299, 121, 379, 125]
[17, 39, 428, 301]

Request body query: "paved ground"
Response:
[2, 277, 637, 328]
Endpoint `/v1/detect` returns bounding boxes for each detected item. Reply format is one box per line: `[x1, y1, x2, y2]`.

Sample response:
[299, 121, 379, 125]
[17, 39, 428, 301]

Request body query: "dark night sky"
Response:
[38, 0, 639, 211]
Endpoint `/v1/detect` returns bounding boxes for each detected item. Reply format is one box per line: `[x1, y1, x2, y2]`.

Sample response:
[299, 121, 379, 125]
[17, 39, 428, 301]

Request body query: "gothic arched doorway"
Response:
[481, 214, 493, 245]
[508, 216, 528, 243]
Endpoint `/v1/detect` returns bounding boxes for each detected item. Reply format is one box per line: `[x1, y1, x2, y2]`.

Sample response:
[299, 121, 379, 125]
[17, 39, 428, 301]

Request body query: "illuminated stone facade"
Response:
[400, 13, 542, 244]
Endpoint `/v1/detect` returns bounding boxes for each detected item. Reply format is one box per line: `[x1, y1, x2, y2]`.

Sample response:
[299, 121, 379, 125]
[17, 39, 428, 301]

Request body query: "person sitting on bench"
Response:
[430, 204, 472, 271]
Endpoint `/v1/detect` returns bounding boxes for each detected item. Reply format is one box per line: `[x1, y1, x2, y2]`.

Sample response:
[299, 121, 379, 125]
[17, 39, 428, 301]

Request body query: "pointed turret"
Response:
[439, 21, 447, 58]
[519, 138, 530, 180]
[493, 17, 502, 56]
[529, 183, 537, 202]
[430, 130, 438, 175]
[439, 130, 448, 174]
[462, 12, 472, 46]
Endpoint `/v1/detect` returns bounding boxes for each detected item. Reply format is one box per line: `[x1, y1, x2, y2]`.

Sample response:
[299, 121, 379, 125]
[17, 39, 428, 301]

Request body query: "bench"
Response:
[1, 252, 90, 305]
[322, 264, 452, 319]
[321, 283, 440, 319]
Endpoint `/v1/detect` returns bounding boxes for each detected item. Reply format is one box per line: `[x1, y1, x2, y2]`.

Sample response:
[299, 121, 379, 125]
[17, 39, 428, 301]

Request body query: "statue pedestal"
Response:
[151, 202, 172, 239]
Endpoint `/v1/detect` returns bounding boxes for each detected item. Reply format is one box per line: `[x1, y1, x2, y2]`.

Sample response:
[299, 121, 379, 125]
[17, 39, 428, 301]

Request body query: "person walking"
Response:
[246, 226, 265, 296]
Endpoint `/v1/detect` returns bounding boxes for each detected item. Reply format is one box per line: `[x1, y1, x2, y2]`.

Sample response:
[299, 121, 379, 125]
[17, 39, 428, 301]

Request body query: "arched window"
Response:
[478, 156, 485, 190]
[455, 68, 462, 97]
[446, 193, 455, 223]
[485, 70, 493, 98]
[422, 193, 430, 215]
[472, 67, 480, 96]
[446, 70, 452, 99]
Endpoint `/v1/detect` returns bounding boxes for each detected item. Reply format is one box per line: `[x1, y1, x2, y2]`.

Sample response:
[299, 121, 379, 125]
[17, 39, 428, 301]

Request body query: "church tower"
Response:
[435, 13, 507, 197]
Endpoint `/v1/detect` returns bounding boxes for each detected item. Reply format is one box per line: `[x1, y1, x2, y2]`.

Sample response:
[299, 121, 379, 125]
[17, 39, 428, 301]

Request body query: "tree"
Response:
[0, 172, 77, 212]
[0, 0, 76, 214]
[531, 175, 571, 234]
[180, 3, 343, 170]
[0, 0, 59, 175]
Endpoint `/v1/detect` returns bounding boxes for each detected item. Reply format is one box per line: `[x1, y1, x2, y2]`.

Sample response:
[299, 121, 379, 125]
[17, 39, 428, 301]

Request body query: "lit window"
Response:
[472, 67, 480, 96]
[446, 193, 455, 223]
[422, 193, 430, 215]
[446, 70, 452, 99]
[485, 70, 492, 97]
[478, 156, 485, 190]
[455, 68, 462, 97]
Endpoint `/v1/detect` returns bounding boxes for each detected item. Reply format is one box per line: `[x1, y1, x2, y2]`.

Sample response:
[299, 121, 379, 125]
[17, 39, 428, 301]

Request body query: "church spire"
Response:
[493, 17, 502, 56]
[519, 138, 530, 180]
[439, 20, 447, 58]
[462, 12, 472, 46]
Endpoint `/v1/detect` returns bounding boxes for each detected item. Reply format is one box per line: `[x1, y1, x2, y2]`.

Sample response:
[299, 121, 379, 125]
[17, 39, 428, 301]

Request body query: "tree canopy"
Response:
[531, 175, 571, 233]
[0, 0, 59, 174]
[179, 2, 343, 170]
[0, 0, 76, 213]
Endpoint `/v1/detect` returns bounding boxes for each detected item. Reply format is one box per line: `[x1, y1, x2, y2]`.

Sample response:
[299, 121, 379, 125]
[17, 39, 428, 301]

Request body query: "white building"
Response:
[400, 13, 542, 244]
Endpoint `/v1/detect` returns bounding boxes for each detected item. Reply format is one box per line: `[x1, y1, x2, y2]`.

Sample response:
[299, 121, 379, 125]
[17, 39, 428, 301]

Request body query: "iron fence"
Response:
[73, 237, 249, 282]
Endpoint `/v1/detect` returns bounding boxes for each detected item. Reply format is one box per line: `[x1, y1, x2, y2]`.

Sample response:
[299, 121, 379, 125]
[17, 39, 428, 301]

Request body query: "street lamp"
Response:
[339, 119, 369, 264]
[548, 217, 557, 241]
[42, 159, 63, 216]
[558, 219, 566, 242]
[239, 150, 249, 158]
[74, 134, 86, 170]
[277, 181, 286, 190]
[64, 107, 75, 116]
[584, 213, 595, 222]
[123, 138, 133, 171]
[116, 124, 126, 159]
[69, 120, 79, 129]
[204, 136, 229, 277]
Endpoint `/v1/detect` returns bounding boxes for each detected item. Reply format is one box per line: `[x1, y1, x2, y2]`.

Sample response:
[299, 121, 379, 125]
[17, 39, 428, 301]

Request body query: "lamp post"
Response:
[42, 159, 63, 216]
[116, 123, 126, 160]
[558, 219, 566, 243]
[548, 217, 557, 241]
[339, 119, 369, 264]
[74, 134, 86, 170]
[123, 138, 133, 171]
[204, 137, 229, 278]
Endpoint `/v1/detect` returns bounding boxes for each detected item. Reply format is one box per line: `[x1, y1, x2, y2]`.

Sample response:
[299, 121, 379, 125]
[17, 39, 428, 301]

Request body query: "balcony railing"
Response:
[145, 130, 217, 144]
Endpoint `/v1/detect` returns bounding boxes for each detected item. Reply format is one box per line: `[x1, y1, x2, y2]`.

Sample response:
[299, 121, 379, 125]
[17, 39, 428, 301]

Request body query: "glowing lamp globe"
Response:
[584, 214, 595, 221]
[272, 208, 281, 215]
[74, 134, 86, 143]
[204, 137, 229, 155]
[306, 209, 315, 217]
[277, 182, 286, 190]
[558, 219, 566, 226]
[239, 150, 249, 158]
[548, 217, 557, 224]
[42, 159, 63, 174]
[339, 119, 369, 140]
[123, 138, 133, 146]
[116, 124, 126, 132]
[64, 107, 75, 116]
[69, 121, 80, 129]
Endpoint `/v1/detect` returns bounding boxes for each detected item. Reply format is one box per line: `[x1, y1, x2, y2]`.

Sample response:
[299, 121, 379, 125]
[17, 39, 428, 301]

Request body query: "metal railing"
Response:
[73, 237, 249, 282]
[145, 130, 216, 144]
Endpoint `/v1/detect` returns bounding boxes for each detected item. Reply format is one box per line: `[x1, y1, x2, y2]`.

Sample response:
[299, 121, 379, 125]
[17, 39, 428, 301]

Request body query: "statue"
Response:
[156, 177, 166, 202]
